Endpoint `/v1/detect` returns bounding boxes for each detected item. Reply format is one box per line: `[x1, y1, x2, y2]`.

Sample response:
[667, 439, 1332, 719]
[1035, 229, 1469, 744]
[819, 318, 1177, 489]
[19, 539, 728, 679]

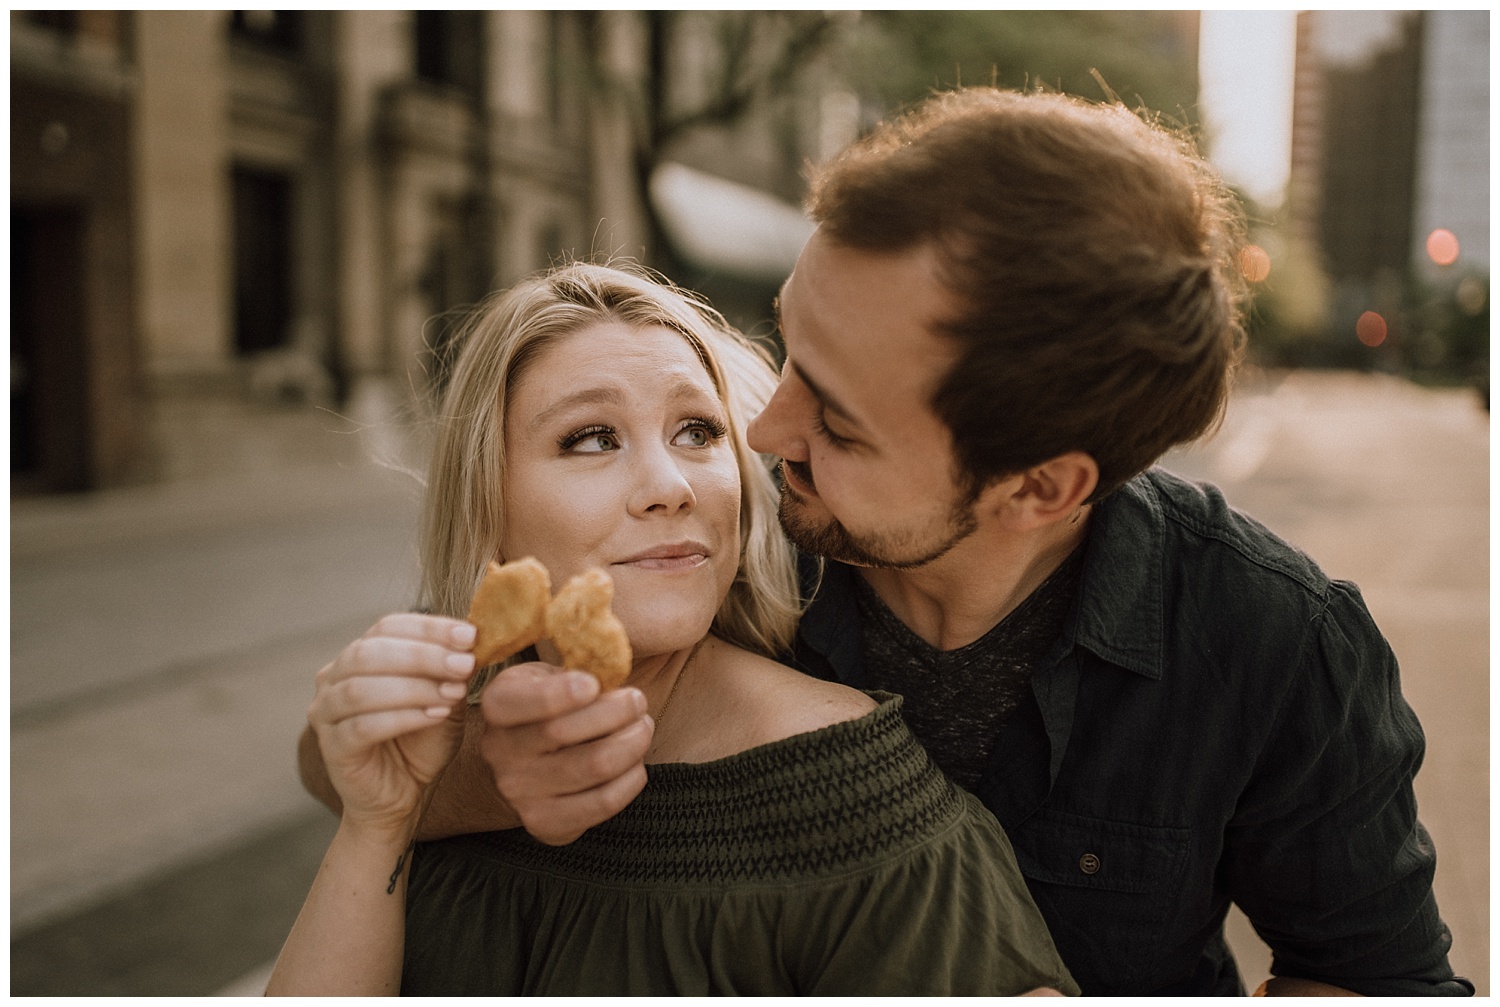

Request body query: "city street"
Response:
[9, 369, 1489, 995]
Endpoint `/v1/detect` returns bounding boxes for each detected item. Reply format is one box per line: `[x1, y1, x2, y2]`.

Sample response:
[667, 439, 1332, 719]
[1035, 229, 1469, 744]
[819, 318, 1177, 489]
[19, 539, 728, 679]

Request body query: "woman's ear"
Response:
[983, 451, 1098, 531]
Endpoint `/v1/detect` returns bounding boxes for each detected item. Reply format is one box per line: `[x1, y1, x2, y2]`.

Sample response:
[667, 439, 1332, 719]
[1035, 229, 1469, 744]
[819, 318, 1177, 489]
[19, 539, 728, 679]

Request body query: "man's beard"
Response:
[776, 460, 979, 570]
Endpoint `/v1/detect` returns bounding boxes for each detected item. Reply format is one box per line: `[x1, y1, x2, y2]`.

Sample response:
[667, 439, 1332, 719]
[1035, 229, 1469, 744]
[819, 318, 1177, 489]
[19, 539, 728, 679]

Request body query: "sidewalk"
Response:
[11, 400, 426, 955]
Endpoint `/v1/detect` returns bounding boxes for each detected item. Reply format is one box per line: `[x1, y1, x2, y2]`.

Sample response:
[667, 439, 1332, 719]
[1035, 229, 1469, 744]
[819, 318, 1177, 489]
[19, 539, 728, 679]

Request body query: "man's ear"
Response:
[982, 451, 1098, 531]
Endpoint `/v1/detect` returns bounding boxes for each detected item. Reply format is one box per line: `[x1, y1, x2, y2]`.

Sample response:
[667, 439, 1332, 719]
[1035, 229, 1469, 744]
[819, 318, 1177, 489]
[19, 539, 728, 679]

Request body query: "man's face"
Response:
[746, 230, 980, 570]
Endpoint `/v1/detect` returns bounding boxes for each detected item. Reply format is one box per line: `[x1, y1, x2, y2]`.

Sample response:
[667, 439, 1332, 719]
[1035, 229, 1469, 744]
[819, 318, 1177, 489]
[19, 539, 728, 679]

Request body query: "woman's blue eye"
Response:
[562, 426, 618, 452]
[672, 417, 727, 447]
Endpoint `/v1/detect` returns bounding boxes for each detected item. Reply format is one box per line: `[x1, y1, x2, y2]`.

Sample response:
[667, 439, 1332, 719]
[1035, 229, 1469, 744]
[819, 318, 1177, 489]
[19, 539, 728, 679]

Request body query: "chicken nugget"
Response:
[467, 557, 551, 668]
[545, 569, 633, 690]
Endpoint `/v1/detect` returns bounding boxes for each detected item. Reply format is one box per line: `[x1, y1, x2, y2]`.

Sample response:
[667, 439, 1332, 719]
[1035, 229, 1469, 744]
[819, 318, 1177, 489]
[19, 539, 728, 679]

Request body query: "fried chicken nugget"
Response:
[467, 557, 551, 668]
[545, 569, 633, 690]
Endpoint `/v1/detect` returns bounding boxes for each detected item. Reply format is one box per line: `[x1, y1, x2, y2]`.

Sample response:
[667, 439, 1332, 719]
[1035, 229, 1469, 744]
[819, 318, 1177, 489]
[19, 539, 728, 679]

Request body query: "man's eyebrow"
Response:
[791, 361, 863, 431]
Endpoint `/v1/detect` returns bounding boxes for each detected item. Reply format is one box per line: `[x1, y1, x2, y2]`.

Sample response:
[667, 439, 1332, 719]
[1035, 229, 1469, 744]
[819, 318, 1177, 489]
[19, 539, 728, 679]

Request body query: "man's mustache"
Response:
[782, 459, 816, 494]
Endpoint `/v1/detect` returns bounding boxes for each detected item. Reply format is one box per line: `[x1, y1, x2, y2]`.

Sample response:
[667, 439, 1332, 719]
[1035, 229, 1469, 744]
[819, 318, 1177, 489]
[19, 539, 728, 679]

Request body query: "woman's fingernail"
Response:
[446, 652, 475, 674]
[425, 705, 451, 718]
[439, 681, 466, 700]
[568, 672, 600, 701]
[451, 623, 476, 647]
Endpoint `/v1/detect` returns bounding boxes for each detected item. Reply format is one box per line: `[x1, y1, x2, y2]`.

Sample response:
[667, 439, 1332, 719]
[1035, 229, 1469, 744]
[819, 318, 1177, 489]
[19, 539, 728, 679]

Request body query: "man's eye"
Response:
[561, 426, 619, 453]
[814, 412, 854, 448]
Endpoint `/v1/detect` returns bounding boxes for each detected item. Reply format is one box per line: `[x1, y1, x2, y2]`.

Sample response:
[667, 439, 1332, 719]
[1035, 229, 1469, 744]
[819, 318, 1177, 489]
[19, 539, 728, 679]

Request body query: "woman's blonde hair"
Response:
[419, 261, 801, 665]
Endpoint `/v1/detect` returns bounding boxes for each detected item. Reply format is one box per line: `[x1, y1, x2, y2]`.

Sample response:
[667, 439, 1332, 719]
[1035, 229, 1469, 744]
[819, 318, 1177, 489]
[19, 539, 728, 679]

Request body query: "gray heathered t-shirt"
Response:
[854, 544, 1086, 791]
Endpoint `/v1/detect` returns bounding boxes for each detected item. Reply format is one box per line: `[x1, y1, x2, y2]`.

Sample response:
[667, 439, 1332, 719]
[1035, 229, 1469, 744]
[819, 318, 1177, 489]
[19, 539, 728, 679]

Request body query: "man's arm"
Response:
[1226, 583, 1472, 996]
[296, 662, 654, 843]
[297, 723, 343, 816]
[1256, 978, 1361, 996]
[299, 718, 514, 836]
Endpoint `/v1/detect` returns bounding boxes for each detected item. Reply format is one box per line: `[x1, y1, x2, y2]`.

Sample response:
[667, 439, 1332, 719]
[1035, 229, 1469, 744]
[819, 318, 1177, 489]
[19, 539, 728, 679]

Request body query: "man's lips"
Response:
[782, 459, 817, 496]
[614, 542, 711, 570]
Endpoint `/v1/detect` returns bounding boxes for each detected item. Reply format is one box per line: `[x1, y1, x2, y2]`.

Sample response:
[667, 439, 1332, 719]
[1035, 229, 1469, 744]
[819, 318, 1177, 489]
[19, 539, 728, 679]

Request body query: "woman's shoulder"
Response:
[656, 636, 876, 764]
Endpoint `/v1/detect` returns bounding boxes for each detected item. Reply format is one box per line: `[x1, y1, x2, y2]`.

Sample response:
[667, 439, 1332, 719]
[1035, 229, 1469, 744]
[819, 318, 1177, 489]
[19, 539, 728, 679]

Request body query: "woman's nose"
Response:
[630, 443, 696, 516]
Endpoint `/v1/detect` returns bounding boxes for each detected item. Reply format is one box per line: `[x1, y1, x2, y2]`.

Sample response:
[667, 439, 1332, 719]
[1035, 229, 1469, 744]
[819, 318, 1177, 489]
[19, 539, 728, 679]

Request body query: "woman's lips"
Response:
[615, 543, 710, 571]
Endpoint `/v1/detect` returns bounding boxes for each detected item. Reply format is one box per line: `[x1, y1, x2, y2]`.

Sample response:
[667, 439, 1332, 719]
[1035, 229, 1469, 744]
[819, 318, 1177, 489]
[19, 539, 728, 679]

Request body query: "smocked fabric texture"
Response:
[402, 696, 1078, 996]
[793, 467, 1472, 997]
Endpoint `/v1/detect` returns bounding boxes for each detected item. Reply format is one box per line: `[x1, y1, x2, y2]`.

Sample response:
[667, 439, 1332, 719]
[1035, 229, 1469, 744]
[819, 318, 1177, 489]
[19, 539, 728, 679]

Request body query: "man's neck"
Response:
[858, 508, 1090, 652]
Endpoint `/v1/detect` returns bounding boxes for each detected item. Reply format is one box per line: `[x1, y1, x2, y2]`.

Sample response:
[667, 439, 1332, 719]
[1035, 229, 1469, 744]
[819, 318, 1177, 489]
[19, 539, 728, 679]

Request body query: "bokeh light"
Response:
[1426, 228, 1460, 266]
[1356, 311, 1387, 347]
[1238, 244, 1271, 283]
[1455, 276, 1487, 315]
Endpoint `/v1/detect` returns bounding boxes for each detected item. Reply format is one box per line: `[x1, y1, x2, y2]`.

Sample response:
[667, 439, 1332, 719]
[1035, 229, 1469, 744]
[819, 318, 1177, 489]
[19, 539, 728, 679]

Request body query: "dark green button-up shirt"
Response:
[793, 467, 1471, 996]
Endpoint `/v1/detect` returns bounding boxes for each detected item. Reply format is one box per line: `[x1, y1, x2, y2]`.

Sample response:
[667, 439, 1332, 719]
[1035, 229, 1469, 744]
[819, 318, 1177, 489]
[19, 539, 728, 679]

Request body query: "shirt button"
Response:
[1079, 853, 1101, 875]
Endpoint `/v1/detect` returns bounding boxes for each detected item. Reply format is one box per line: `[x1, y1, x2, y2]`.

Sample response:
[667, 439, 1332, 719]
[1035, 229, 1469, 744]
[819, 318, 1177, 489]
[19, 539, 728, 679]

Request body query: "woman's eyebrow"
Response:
[527, 386, 625, 430]
[527, 377, 718, 431]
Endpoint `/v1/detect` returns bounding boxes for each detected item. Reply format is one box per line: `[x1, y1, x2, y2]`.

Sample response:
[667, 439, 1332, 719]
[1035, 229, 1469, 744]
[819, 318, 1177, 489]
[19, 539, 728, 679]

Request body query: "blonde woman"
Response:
[267, 263, 1076, 996]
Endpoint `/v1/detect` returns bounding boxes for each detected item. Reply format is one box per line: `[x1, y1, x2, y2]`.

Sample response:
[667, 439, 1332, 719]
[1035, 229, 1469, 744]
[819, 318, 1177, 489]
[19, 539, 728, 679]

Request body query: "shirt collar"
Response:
[798, 471, 1169, 683]
[1069, 471, 1166, 680]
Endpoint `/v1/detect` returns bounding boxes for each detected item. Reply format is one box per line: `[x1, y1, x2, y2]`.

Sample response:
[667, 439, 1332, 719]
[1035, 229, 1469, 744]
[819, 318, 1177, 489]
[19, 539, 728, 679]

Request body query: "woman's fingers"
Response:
[366, 612, 476, 650]
[318, 629, 476, 690]
[312, 673, 468, 727]
[319, 706, 457, 754]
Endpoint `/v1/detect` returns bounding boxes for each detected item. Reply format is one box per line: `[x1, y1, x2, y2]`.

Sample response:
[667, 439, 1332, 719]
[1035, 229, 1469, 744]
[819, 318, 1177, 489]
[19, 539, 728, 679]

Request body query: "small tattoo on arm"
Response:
[387, 839, 417, 894]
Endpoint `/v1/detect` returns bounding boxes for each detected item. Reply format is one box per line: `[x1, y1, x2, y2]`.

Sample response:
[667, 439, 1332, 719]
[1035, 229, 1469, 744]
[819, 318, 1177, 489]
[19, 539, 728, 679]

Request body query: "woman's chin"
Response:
[616, 609, 718, 663]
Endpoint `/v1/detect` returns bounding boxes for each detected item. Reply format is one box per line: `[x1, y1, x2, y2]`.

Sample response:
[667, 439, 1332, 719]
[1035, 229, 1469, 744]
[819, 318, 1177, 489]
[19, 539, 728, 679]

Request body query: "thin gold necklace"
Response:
[652, 637, 703, 732]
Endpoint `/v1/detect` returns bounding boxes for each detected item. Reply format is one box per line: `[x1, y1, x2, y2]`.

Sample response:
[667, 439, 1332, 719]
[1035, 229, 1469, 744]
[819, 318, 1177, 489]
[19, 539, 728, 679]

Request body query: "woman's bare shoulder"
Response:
[660, 638, 876, 763]
[735, 649, 877, 728]
[705, 641, 876, 750]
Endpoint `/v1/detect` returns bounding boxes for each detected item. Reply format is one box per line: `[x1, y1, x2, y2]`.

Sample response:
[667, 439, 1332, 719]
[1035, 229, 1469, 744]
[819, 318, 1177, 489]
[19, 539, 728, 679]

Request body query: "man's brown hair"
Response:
[806, 87, 1248, 501]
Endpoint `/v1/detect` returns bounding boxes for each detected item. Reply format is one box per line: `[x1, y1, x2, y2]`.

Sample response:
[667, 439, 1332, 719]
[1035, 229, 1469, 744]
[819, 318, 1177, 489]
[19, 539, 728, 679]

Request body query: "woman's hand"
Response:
[308, 613, 478, 833]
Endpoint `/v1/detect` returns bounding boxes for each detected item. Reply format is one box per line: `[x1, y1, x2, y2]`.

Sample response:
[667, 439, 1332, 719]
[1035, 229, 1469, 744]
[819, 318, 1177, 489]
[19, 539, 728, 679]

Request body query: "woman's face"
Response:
[499, 321, 741, 660]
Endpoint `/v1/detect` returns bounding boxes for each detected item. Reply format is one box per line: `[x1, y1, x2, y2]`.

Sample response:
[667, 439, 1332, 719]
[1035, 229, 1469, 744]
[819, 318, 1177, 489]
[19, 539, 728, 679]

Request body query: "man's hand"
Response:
[478, 661, 653, 845]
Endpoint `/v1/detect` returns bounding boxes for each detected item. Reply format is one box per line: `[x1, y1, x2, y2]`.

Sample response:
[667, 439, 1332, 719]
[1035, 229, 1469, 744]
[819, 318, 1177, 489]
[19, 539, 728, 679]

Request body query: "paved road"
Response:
[9, 369, 1488, 994]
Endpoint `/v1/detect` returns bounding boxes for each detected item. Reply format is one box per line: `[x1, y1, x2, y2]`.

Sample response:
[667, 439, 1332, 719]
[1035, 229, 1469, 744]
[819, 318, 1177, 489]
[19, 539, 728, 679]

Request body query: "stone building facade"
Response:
[11, 11, 652, 491]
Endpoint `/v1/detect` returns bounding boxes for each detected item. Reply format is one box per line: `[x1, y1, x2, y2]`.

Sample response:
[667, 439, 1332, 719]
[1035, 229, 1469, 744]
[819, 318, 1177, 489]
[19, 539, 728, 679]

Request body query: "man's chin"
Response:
[778, 493, 881, 568]
[776, 487, 978, 571]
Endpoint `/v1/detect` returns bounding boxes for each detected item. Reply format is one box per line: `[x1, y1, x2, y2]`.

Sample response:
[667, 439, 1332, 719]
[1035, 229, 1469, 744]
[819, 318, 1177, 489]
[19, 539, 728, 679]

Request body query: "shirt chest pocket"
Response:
[1007, 808, 1193, 992]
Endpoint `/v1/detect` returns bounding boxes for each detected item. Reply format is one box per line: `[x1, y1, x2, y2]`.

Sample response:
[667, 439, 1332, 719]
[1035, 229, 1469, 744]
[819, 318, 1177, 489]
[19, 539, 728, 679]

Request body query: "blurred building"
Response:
[12, 11, 621, 491]
[1286, 11, 1489, 339]
[13, 11, 837, 494]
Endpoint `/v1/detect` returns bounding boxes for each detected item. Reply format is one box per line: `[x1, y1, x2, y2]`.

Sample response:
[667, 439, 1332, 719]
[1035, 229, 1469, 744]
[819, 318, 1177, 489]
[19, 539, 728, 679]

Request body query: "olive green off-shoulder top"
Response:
[402, 695, 1078, 996]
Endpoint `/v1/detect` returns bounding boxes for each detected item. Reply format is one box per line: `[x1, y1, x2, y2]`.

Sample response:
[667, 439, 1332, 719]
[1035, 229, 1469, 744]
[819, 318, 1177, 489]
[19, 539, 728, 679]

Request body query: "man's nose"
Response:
[747, 367, 806, 460]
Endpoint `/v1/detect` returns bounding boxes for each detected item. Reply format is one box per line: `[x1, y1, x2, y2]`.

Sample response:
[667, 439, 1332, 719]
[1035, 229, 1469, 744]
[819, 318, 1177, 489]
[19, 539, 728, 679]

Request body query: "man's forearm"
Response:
[298, 724, 342, 816]
[415, 706, 522, 840]
[297, 712, 519, 838]
[1257, 977, 1361, 996]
